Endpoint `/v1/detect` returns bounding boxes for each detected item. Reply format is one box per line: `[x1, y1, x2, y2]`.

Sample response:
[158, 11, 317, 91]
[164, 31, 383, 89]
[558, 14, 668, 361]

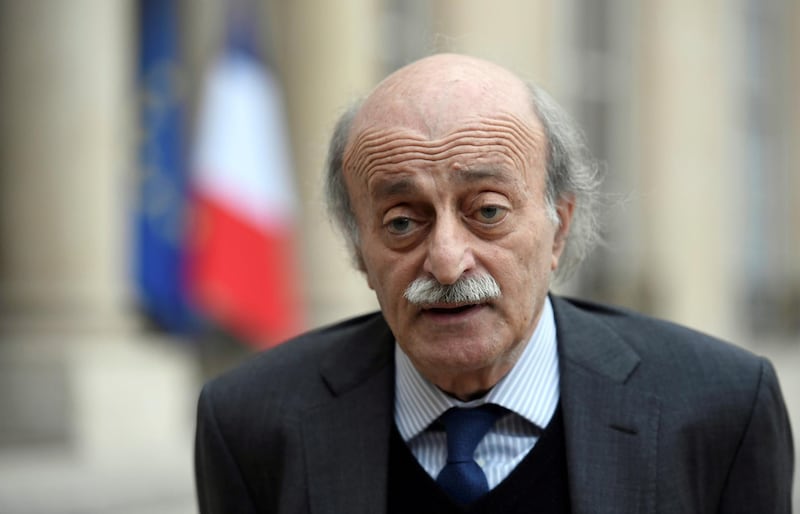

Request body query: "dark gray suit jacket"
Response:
[195, 295, 794, 513]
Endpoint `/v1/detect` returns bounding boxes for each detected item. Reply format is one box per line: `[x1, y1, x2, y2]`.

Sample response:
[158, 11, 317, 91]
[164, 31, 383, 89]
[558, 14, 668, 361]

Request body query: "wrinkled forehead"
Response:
[342, 57, 546, 182]
[349, 55, 541, 140]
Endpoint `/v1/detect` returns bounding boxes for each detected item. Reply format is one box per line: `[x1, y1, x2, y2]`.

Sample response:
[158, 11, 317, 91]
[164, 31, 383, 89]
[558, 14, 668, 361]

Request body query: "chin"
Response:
[409, 336, 506, 374]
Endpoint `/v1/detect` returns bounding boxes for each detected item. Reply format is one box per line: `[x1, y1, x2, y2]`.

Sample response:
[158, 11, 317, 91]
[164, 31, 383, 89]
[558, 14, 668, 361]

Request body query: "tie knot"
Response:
[439, 404, 504, 463]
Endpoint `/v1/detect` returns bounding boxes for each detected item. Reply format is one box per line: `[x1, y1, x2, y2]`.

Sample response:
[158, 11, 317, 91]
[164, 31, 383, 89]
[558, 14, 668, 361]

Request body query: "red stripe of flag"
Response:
[187, 193, 304, 348]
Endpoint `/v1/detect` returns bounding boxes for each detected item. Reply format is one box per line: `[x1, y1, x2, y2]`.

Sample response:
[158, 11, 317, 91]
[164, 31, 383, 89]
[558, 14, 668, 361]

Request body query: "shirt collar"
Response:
[394, 296, 560, 442]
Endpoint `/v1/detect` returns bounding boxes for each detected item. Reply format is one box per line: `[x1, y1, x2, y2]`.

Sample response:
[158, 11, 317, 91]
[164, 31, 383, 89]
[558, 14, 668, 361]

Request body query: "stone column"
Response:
[0, 4, 197, 511]
[430, 0, 555, 86]
[0, 0, 135, 446]
[273, 0, 382, 326]
[637, 2, 742, 340]
[0, 1, 131, 332]
[789, 2, 800, 294]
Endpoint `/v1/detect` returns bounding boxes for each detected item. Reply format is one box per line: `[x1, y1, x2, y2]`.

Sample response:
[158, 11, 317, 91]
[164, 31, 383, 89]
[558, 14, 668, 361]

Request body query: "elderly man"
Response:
[195, 54, 793, 513]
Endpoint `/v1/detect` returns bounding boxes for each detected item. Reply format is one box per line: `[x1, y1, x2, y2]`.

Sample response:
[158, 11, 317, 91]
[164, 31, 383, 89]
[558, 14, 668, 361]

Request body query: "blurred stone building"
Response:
[0, 1, 797, 512]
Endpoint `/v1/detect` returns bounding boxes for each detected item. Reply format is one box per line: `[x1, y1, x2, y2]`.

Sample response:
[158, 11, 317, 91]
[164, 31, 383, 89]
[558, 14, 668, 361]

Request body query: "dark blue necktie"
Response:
[436, 405, 504, 504]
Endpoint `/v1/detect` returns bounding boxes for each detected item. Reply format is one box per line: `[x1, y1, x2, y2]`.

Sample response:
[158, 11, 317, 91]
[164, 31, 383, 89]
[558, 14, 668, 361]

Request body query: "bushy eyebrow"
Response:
[453, 168, 518, 186]
[370, 175, 419, 199]
[370, 168, 519, 200]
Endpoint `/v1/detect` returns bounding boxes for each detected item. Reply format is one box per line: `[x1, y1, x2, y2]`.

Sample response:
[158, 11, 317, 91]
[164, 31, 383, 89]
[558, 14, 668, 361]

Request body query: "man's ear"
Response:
[354, 248, 375, 290]
[551, 194, 575, 269]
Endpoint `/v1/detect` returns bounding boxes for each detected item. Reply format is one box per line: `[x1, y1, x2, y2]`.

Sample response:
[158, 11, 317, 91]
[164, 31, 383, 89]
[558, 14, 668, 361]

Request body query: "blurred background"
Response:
[0, 0, 797, 512]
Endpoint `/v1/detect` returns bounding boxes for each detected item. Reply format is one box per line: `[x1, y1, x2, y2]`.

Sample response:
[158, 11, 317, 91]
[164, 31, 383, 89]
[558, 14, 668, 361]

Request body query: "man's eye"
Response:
[387, 217, 414, 234]
[476, 206, 505, 222]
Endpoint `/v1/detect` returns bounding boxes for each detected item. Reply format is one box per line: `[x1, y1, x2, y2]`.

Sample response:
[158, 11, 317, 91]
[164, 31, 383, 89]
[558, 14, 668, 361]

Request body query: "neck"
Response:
[439, 386, 492, 402]
[425, 361, 515, 401]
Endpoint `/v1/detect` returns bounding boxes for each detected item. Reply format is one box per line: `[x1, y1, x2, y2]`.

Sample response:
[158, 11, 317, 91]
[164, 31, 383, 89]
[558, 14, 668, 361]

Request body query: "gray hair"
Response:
[404, 273, 501, 306]
[324, 84, 603, 281]
[325, 101, 363, 260]
[528, 83, 603, 280]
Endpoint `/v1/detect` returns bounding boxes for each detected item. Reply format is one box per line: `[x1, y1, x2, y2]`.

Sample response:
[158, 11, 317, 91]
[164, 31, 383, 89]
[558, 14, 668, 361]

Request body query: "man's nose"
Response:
[422, 215, 476, 285]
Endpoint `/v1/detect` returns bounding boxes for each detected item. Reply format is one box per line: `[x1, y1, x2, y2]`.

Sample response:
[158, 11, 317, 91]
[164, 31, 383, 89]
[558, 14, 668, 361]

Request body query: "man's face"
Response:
[342, 55, 572, 397]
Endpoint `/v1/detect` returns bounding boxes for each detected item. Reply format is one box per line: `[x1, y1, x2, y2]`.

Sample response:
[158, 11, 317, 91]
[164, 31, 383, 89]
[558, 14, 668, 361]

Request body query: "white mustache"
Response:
[403, 274, 501, 306]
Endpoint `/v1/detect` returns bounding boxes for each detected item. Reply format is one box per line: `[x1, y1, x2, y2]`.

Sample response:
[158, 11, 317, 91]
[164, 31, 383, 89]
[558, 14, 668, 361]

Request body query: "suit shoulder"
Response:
[201, 311, 388, 408]
[553, 295, 769, 389]
[560, 296, 756, 357]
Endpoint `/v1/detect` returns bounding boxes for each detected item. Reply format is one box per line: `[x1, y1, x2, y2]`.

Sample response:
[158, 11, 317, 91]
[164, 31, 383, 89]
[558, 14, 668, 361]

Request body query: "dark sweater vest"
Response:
[387, 406, 571, 514]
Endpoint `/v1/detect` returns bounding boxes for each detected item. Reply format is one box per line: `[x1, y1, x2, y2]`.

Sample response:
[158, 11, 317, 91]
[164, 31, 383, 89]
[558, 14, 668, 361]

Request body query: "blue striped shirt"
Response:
[394, 296, 560, 489]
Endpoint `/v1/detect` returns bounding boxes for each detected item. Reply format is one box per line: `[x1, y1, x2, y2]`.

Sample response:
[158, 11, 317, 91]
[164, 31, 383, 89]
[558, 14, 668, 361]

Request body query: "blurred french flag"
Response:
[184, 2, 306, 348]
[136, 0, 305, 348]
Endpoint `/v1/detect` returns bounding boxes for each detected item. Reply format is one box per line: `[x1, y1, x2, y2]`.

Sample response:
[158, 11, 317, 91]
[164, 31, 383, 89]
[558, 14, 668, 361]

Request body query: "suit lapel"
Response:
[302, 315, 395, 514]
[553, 297, 660, 514]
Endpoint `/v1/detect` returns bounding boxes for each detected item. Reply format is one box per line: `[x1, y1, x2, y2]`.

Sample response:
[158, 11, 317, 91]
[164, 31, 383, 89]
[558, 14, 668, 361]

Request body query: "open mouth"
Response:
[427, 304, 477, 314]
